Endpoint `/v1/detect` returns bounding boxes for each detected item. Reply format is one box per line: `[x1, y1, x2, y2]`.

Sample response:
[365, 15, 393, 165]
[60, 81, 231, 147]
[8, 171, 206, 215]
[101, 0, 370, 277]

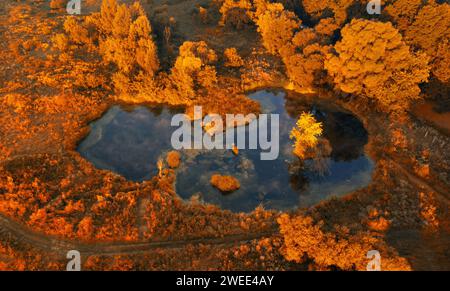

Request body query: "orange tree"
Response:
[277, 213, 411, 270]
[254, 2, 300, 55]
[325, 19, 430, 113]
[405, 3, 450, 83]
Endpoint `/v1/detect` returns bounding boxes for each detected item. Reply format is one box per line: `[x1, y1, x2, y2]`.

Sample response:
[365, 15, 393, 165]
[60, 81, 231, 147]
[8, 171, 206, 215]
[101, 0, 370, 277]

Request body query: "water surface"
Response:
[78, 91, 374, 212]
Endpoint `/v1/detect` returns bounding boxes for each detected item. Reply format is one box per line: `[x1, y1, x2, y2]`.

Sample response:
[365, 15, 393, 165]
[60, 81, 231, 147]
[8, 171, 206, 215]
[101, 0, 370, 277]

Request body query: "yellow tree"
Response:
[280, 28, 331, 90]
[405, 3, 450, 83]
[302, 0, 359, 25]
[290, 112, 323, 159]
[385, 0, 424, 32]
[167, 41, 218, 102]
[255, 2, 301, 55]
[325, 19, 430, 113]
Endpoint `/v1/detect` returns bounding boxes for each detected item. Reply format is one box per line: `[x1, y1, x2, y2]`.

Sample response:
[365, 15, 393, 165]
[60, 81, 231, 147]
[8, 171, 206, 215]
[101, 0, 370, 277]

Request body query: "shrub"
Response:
[224, 47, 244, 67]
[50, 0, 66, 10]
[166, 151, 181, 169]
[210, 174, 241, 193]
[219, 0, 253, 28]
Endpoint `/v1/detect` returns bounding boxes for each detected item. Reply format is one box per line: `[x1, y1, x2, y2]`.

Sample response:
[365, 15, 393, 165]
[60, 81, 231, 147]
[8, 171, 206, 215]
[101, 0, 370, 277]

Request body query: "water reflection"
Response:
[78, 90, 374, 212]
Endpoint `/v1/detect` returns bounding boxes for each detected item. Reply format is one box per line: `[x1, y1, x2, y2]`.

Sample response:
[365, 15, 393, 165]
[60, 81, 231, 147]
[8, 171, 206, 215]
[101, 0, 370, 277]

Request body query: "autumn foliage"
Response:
[405, 3, 450, 83]
[248, 0, 332, 90]
[224, 47, 244, 67]
[277, 214, 411, 270]
[290, 112, 323, 160]
[89, 0, 159, 94]
[219, 0, 253, 29]
[0, 0, 448, 271]
[166, 151, 181, 169]
[255, 2, 300, 55]
[210, 174, 241, 193]
[325, 19, 430, 113]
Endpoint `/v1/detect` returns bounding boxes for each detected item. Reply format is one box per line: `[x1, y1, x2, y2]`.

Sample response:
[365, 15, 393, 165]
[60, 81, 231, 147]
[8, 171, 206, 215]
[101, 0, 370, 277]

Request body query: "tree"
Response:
[130, 16, 160, 76]
[167, 41, 218, 102]
[277, 213, 411, 270]
[219, 0, 253, 28]
[97, 1, 159, 75]
[251, 1, 332, 91]
[385, 0, 424, 32]
[302, 0, 358, 25]
[405, 3, 450, 83]
[79, 0, 160, 94]
[255, 2, 301, 55]
[290, 112, 323, 159]
[325, 19, 430, 113]
[280, 29, 331, 90]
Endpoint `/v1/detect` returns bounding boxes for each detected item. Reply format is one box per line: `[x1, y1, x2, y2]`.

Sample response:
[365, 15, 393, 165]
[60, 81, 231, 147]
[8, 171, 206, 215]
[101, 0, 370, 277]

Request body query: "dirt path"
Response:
[0, 213, 278, 257]
[386, 156, 449, 204]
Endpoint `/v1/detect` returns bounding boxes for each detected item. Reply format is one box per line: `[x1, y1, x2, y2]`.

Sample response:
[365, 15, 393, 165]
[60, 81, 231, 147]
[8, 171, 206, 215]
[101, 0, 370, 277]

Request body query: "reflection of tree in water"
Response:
[323, 111, 368, 161]
[287, 160, 309, 193]
[284, 93, 368, 162]
[121, 104, 184, 116]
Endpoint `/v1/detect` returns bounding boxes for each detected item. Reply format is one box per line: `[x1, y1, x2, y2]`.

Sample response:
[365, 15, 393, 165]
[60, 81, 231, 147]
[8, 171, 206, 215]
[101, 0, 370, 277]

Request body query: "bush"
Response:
[224, 47, 244, 67]
[219, 0, 253, 28]
[210, 174, 240, 193]
[50, 0, 66, 10]
[166, 151, 181, 169]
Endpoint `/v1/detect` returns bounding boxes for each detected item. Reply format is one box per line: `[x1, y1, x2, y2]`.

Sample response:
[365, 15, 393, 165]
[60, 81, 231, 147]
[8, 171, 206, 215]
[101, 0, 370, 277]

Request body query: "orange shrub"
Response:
[224, 47, 244, 67]
[166, 151, 181, 169]
[210, 174, 241, 193]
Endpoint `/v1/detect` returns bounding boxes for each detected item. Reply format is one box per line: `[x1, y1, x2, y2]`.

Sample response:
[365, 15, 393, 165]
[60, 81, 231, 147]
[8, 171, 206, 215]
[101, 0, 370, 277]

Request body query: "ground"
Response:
[0, 0, 448, 271]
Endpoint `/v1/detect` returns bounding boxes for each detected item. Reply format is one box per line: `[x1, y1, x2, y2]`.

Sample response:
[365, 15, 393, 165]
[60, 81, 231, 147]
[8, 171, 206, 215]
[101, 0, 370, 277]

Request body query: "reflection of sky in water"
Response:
[78, 91, 374, 213]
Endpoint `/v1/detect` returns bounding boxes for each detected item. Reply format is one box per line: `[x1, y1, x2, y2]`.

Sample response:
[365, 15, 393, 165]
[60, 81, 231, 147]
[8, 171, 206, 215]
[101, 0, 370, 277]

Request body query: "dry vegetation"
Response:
[210, 174, 241, 193]
[0, 0, 448, 270]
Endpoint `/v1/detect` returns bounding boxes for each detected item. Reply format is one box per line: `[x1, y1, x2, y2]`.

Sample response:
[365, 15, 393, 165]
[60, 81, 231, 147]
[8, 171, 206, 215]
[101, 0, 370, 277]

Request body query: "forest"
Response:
[0, 0, 448, 271]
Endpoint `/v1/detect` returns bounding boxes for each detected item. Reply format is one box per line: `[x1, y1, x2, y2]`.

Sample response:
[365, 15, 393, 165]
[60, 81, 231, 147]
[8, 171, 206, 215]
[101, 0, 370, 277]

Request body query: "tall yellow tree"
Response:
[290, 112, 323, 159]
[78, 0, 160, 94]
[167, 41, 218, 103]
